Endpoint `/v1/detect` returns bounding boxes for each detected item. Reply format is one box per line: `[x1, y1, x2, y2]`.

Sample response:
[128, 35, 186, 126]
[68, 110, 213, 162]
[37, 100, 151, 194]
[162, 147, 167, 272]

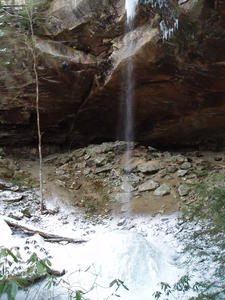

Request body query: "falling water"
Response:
[120, 0, 138, 202]
[125, 0, 139, 22]
[120, 0, 178, 203]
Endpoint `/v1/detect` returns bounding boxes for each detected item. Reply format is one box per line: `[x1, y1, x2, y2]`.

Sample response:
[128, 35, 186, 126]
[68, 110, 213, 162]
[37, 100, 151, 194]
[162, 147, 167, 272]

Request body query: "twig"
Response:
[25, 1, 44, 213]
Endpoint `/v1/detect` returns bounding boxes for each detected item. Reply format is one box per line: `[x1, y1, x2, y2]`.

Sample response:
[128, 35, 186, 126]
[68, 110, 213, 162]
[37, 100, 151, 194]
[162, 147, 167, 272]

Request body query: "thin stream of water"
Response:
[121, 0, 139, 203]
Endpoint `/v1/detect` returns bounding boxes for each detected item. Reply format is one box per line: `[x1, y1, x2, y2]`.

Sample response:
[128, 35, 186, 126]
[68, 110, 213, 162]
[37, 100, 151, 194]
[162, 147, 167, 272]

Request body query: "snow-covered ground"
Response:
[1, 210, 222, 300]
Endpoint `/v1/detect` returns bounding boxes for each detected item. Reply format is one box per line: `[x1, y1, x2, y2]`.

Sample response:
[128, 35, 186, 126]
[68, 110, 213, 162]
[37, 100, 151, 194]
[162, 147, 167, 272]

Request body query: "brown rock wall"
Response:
[0, 0, 225, 148]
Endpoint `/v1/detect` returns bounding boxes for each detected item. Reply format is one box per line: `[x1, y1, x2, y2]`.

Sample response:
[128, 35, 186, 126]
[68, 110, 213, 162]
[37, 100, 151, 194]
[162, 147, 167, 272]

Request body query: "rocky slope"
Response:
[1, 141, 225, 222]
[0, 0, 225, 147]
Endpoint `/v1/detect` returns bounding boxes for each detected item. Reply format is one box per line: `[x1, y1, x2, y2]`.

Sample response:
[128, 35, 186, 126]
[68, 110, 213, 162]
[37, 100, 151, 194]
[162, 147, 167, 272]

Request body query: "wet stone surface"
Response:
[154, 184, 171, 196]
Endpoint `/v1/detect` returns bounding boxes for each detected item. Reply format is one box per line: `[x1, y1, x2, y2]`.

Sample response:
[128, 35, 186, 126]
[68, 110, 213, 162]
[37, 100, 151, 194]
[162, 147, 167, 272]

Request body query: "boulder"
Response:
[154, 184, 171, 196]
[0, 191, 23, 202]
[138, 180, 159, 192]
[178, 184, 190, 197]
[137, 161, 161, 174]
[180, 162, 192, 170]
[177, 169, 188, 177]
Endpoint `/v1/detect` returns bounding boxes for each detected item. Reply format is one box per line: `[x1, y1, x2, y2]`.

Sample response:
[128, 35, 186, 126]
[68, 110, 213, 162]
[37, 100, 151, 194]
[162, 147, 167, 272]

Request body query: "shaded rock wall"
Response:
[0, 0, 225, 148]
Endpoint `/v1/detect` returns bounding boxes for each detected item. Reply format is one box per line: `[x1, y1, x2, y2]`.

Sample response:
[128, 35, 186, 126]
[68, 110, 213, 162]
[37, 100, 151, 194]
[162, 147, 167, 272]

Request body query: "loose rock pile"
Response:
[1, 142, 225, 218]
[44, 142, 225, 215]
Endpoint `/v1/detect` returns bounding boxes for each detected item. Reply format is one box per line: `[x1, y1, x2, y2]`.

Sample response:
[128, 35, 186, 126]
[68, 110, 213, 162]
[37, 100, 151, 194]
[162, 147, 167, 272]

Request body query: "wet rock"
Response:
[86, 142, 126, 156]
[69, 181, 82, 190]
[159, 169, 167, 178]
[154, 184, 171, 196]
[117, 218, 126, 226]
[57, 156, 72, 166]
[0, 191, 23, 202]
[123, 158, 143, 173]
[165, 175, 173, 181]
[85, 160, 95, 168]
[0, 180, 13, 190]
[148, 146, 157, 153]
[180, 162, 192, 170]
[83, 168, 91, 176]
[173, 155, 186, 164]
[43, 153, 59, 163]
[95, 165, 112, 174]
[137, 161, 161, 174]
[0, 148, 5, 157]
[138, 180, 159, 192]
[178, 184, 190, 197]
[56, 169, 65, 176]
[186, 173, 197, 180]
[177, 169, 189, 177]
[56, 180, 66, 187]
[121, 182, 136, 193]
[196, 164, 206, 171]
[167, 165, 178, 174]
[94, 155, 106, 166]
[46, 207, 60, 215]
[127, 173, 141, 186]
[10, 185, 20, 192]
[71, 149, 85, 159]
[84, 154, 91, 160]
[115, 193, 131, 203]
[8, 211, 24, 220]
[195, 152, 203, 158]
[214, 157, 222, 161]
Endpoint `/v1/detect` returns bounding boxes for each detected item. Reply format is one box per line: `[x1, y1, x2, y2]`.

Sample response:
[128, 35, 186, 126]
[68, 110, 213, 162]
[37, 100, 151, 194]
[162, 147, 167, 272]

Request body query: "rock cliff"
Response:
[0, 0, 225, 148]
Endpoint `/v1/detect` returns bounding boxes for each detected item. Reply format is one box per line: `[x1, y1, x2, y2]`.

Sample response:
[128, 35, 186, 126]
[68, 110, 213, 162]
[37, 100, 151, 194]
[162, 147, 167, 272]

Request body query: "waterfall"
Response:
[124, 0, 138, 146]
[120, 0, 178, 203]
[120, 0, 138, 203]
[125, 0, 139, 22]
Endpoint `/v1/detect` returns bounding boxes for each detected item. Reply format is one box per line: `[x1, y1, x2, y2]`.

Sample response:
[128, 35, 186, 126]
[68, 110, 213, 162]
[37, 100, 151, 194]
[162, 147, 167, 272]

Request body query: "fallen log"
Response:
[2, 216, 87, 244]
[9, 269, 66, 288]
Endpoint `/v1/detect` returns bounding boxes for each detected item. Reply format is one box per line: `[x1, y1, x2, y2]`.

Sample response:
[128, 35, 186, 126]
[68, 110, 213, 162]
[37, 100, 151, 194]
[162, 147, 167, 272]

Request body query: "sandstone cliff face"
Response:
[0, 0, 225, 148]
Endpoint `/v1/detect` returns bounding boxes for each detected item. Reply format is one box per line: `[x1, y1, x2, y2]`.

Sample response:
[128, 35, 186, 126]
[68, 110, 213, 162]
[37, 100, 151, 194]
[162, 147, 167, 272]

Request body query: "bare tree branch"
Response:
[25, 0, 44, 213]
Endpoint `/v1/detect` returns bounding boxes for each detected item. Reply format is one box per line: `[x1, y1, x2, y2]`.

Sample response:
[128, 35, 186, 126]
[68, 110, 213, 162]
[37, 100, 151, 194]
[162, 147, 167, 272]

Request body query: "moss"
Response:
[184, 172, 225, 232]
[12, 174, 38, 189]
[75, 180, 111, 216]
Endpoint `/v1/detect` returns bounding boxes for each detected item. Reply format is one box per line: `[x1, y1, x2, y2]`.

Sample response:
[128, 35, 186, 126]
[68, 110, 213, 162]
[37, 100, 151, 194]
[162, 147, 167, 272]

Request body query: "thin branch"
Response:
[25, 1, 44, 213]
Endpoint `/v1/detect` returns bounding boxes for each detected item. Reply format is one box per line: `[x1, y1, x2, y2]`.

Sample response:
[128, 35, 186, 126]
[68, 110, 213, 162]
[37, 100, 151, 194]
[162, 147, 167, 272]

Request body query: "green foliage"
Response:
[0, 0, 52, 68]
[17, 0, 52, 32]
[0, 246, 130, 300]
[192, 173, 225, 231]
[0, 246, 53, 300]
[0, 247, 20, 300]
[153, 275, 225, 300]
[78, 180, 111, 217]
[109, 278, 129, 297]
